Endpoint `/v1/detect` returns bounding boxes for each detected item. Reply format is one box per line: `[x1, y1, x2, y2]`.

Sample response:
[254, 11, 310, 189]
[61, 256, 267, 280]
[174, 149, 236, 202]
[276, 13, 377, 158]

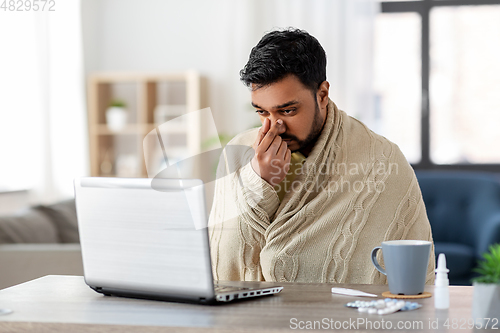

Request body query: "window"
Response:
[376, 0, 500, 171]
[374, 12, 421, 163]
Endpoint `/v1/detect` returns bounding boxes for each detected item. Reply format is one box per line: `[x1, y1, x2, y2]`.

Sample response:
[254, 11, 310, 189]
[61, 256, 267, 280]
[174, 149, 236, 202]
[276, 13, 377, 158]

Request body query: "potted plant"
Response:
[106, 100, 128, 132]
[471, 243, 500, 326]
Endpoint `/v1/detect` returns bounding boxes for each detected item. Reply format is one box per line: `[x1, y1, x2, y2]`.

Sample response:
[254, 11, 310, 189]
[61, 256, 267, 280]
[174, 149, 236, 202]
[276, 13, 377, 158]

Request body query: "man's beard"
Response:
[280, 99, 324, 153]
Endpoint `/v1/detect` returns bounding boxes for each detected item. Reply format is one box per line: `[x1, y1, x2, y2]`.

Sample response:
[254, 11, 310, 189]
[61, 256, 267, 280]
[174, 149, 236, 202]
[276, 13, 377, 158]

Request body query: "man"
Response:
[208, 28, 434, 284]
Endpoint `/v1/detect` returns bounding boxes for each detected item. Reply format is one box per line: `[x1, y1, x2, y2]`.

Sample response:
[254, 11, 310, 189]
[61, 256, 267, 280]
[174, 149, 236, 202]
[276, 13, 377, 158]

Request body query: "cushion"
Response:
[35, 199, 79, 243]
[0, 208, 59, 243]
[435, 242, 475, 278]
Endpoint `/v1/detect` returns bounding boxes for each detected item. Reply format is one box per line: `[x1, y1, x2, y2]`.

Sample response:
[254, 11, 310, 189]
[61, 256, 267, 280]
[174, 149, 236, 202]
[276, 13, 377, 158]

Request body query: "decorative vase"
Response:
[106, 106, 128, 132]
[472, 282, 500, 326]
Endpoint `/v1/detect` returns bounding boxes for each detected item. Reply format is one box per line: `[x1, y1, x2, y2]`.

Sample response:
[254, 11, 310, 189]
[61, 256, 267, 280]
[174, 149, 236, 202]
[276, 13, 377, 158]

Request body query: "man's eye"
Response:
[282, 109, 296, 114]
[255, 110, 267, 115]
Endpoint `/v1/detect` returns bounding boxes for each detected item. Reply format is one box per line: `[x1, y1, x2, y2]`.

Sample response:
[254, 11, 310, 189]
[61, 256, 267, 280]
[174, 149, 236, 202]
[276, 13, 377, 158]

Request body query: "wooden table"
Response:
[0, 275, 485, 332]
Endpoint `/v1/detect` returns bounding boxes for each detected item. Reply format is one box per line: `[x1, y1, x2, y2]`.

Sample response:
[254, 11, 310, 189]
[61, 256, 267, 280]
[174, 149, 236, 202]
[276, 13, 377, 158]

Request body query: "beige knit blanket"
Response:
[208, 99, 435, 284]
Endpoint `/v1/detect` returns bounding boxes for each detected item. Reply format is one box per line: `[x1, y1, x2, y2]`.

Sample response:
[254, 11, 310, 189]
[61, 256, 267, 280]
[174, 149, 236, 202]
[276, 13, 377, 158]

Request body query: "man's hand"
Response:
[251, 118, 291, 187]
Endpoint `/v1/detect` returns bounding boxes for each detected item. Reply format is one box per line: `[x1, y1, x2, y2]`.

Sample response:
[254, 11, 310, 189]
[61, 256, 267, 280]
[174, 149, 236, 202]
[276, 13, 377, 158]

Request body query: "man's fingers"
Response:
[285, 148, 292, 164]
[277, 139, 288, 158]
[268, 134, 282, 155]
[253, 118, 270, 149]
[264, 117, 271, 132]
[260, 119, 283, 152]
[261, 117, 271, 139]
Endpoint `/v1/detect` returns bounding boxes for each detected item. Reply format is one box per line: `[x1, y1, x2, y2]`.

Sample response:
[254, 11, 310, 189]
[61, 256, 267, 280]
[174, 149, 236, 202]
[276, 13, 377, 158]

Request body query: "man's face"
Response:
[251, 75, 327, 155]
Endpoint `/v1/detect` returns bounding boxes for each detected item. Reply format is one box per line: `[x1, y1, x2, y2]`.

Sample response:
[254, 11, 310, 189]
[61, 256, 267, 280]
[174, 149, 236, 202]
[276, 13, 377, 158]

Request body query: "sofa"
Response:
[416, 171, 500, 285]
[0, 199, 83, 289]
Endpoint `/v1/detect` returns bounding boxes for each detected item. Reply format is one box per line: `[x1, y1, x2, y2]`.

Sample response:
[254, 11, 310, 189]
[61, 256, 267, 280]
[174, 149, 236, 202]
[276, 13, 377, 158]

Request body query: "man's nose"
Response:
[269, 116, 286, 135]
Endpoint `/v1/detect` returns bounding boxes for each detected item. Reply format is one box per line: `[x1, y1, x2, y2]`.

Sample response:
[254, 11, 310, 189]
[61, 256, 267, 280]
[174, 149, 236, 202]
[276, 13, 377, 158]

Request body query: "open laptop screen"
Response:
[74, 177, 214, 299]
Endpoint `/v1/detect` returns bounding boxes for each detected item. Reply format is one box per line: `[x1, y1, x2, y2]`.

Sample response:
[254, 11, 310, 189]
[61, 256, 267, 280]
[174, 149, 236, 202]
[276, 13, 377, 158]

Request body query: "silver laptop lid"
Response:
[74, 177, 214, 299]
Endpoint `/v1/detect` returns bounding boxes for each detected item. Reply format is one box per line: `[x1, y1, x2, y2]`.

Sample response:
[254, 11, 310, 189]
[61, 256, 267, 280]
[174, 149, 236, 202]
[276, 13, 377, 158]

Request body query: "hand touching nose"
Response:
[251, 118, 292, 186]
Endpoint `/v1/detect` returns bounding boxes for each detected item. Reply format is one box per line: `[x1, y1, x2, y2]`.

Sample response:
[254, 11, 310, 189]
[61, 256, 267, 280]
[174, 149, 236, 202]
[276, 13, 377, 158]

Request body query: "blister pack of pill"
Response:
[345, 299, 422, 315]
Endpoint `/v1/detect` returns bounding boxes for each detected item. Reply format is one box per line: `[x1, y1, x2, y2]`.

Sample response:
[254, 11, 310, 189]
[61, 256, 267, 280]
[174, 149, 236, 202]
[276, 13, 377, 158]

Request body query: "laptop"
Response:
[74, 177, 283, 304]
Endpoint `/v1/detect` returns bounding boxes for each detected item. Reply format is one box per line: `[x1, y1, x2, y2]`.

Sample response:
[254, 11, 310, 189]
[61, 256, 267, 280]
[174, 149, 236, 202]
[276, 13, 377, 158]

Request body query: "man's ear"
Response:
[317, 81, 330, 109]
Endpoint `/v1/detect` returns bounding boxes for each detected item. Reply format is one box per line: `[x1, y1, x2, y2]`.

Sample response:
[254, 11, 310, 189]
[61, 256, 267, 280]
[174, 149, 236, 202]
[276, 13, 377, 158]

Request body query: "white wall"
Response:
[81, 0, 261, 136]
[80, 0, 377, 211]
[81, 0, 377, 137]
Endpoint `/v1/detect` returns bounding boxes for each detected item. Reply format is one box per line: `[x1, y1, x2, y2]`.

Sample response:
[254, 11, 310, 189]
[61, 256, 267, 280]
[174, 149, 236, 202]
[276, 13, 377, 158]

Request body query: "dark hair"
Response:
[240, 28, 327, 92]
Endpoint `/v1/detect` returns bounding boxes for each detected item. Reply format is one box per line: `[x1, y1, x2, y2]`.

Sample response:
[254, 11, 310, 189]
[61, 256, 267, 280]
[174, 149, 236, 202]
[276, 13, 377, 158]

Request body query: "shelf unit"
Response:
[87, 71, 203, 178]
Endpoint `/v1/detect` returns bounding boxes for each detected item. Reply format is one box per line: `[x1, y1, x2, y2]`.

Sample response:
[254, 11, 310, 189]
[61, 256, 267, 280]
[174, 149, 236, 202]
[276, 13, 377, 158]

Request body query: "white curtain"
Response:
[228, 0, 379, 131]
[0, 0, 88, 205]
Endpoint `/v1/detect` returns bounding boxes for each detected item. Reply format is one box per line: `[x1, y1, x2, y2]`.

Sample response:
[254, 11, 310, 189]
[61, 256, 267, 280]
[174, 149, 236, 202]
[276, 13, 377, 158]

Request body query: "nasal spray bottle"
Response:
[434, 253, 450, 309]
